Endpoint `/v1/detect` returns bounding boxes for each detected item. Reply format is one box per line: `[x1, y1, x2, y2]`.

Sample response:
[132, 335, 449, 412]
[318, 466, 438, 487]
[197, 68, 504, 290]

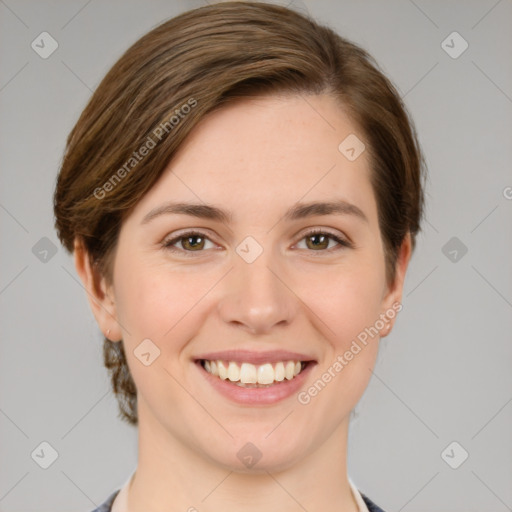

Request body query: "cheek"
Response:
[113, 254, 216, 349]
[302, 258, 386, 347]
[297, 264, 385, 416]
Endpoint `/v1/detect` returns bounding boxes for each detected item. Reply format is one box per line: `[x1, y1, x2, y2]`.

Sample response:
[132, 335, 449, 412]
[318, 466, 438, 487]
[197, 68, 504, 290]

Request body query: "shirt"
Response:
[90, 472, 386, 512]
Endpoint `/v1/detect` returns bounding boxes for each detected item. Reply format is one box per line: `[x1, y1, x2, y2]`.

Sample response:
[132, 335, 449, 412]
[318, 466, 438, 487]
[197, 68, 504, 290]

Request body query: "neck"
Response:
[127, 400, 359, 512]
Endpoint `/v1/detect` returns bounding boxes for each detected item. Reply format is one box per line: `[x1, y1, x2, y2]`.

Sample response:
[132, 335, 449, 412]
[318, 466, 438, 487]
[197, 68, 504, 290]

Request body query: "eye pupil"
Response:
[307, 234, 329, 250]
[183, 235, 204, 250]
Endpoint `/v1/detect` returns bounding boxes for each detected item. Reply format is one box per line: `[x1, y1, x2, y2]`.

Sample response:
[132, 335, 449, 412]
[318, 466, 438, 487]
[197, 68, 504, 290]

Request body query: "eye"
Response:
[295, 229, 352, 252]
[162, 228, 353, 257]
[162, 230, 216, 255]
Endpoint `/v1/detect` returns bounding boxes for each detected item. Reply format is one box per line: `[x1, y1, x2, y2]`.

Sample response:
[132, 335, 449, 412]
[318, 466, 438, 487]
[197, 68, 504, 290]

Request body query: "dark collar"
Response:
[361, 492, 387, 512]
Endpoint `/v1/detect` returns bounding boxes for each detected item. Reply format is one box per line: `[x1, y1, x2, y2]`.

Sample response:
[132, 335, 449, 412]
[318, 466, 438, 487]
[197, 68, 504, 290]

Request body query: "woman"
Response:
[53, 2, 426, 511]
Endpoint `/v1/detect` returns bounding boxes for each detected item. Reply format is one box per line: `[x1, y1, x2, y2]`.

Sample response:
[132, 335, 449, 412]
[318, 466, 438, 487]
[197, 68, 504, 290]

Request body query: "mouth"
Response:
[197, 359, 311, 388]
[192, 350, 316, 405]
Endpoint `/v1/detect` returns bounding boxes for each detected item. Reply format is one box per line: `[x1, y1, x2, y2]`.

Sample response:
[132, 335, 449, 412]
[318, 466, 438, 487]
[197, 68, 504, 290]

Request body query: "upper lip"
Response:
[194, 349, 316, 365]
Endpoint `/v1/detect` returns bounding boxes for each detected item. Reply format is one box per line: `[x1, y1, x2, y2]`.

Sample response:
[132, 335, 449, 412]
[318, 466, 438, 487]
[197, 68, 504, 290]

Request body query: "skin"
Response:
[75, 93, 411, 512]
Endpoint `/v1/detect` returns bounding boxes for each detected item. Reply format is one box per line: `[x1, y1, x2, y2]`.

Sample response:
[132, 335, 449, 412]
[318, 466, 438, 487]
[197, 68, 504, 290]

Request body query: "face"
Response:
[81, 93, 410, 472]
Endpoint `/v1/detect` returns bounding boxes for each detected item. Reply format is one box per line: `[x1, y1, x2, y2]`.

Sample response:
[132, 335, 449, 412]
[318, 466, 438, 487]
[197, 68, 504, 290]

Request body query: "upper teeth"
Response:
[203, 360, 304, 385]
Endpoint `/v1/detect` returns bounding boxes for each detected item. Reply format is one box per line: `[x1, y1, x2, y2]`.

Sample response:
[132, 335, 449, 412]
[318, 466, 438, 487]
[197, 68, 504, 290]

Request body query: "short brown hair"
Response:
[54, 1, 426, 426]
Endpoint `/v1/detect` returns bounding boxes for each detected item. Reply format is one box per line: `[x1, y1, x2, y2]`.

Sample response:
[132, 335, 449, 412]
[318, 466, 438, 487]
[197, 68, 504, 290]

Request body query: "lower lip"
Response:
[195, 361, 315, 405]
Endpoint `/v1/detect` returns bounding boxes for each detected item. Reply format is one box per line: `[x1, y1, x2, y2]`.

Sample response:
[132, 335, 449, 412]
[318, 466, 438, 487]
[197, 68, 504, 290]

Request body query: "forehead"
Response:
[131, 93, 377, 225]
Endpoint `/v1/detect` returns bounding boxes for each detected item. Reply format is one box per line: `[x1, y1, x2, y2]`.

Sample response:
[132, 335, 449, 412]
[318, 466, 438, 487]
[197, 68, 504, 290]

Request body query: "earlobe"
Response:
[73, 237, 122, 342]
[380, 322, 392, 338]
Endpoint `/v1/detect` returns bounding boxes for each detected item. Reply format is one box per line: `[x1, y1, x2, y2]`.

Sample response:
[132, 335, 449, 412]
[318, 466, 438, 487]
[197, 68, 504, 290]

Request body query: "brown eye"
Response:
[296, 230, 352, 252]
[163, 231, 215, 255]
[181, 235, 205, 251]
[305, 233, 330, 250]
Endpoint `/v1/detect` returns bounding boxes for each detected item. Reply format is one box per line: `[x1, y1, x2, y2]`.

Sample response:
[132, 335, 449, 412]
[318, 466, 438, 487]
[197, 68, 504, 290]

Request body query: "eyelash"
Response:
[162, 229, 353, 257]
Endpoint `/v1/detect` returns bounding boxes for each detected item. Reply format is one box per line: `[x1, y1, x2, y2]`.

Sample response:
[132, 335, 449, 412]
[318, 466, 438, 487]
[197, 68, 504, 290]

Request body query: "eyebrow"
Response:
[141, 199, 368, 225]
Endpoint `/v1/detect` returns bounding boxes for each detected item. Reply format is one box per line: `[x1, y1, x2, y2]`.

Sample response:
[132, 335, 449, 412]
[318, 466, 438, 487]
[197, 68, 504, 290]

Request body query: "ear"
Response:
[73, 237, 122, 342]
[379, 232, 412, 337]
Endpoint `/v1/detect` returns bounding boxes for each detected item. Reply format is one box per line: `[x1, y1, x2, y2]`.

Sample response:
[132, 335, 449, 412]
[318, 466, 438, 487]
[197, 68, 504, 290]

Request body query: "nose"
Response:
[216, 250, 297, 336]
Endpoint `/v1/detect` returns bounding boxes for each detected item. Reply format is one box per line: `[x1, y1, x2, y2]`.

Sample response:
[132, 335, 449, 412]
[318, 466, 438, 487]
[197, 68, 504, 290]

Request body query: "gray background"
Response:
[1, 0, 511, 511]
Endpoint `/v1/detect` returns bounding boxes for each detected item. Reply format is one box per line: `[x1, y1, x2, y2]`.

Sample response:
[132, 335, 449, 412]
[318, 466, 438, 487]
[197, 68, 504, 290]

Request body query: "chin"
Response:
[203, 433, 308, 474]
[218, 451, 303, 475]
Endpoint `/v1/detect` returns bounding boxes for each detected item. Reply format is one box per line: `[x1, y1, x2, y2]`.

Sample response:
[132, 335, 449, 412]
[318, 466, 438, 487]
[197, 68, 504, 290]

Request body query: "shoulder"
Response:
[88, 490, 120, 512]
[361, 492, 387, 512]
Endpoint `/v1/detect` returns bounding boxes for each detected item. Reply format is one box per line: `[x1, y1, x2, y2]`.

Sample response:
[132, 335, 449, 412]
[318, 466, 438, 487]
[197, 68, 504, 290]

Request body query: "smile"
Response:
[193, 349, 316, 404]
[200, 359, 307, 387]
